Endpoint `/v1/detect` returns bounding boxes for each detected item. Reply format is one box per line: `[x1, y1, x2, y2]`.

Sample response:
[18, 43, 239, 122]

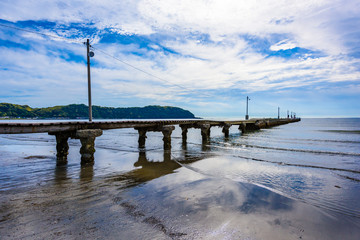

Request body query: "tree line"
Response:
[0, 103, 195, 119]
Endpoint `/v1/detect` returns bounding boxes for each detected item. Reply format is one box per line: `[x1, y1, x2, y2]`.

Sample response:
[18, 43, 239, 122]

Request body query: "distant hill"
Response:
[0, 103, 196, 119]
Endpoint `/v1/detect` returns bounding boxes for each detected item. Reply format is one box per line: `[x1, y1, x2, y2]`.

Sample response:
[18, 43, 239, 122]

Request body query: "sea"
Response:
[0, 118, 359, 239]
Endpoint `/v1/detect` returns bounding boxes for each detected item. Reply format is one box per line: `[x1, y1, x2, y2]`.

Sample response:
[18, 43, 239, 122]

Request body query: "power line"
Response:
[0, 22, 83, 44]
[0, 22, 221, 99]
[92, 46, 215, 98]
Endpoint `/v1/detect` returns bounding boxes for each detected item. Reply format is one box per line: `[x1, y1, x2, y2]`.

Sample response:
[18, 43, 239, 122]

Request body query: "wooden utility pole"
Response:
[86, 39, 92, 122]
[278, 107, 280, 119]
[245, 96, 250, 120]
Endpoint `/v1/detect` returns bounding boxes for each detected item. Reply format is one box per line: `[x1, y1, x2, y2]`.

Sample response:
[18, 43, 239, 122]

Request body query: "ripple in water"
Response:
[1, 118, 360, 239]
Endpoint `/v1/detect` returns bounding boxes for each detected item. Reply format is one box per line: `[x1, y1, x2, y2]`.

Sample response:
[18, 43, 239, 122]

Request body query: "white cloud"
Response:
[270, 39, 297, 51]
[1, 0, 359, 55]
[1, 0, 360, 116]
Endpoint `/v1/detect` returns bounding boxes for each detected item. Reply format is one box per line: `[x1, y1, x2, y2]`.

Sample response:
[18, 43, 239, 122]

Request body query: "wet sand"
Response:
[1, 155, 360, 240]
[1, 120, 360, 239]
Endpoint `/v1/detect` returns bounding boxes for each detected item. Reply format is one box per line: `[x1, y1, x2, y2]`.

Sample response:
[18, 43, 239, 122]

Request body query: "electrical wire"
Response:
[0, 22, 84, 44]
[0, 22, 222, 99]
[91, 46, 215, 98]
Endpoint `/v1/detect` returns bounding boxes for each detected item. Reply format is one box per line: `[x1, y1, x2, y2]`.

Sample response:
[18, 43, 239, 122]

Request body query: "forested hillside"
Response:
[0, 103, 196, 119]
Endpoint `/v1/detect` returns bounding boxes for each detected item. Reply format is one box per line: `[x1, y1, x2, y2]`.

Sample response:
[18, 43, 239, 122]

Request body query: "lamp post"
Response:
[245, 96, 250, 120]
[85, 39, 94, 122]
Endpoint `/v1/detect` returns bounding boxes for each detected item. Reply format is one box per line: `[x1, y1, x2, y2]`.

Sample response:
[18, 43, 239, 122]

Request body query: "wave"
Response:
[232, 143, 360, 157]
[239, 135, 360, 144]
[231, 153, 360, 174]
[319, 130, 360, 134]
[210, 145, 360, 174]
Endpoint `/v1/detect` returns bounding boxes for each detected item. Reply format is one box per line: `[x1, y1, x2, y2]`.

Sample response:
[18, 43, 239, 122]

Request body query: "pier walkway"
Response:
[0, 118, 300, 165]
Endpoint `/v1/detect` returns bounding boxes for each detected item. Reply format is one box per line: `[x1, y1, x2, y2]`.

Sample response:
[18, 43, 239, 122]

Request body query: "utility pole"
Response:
[245, 96, 250, 120]
[86, 39, 94, 122]
[278, 107, 280, 119]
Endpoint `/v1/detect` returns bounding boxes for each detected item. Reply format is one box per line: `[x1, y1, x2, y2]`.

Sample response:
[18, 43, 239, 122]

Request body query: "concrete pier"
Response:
[75, 129, 102, 165]
[222, 123, 231, 138]
[49, 131, 74, 166]
[1, 118, 301, 165]
[137, 129, 147, 148]
[200, 124, 211, 143]
[135, 125, 175, 150]
[180, 126, 188, 144]
[162, 126, 175, 150]
[239, 123, 246, 133]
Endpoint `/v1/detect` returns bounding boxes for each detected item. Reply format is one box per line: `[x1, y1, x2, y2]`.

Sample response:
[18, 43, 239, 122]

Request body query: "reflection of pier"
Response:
[0, 118, 300, 166]
[106, 150, 206, 186]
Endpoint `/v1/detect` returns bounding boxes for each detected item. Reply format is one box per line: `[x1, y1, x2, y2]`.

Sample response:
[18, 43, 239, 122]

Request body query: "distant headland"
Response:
[0, 103, 196, 119]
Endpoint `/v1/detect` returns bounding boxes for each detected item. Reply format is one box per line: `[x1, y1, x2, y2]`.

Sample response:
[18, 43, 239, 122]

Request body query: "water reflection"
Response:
[238, 184, 293, 213]
[109, 149, 205, 187]
[53, 165, 68, 185]
[120, 170, 360, 240]
[201, 142, 210, 151]
[80, 165, 94, 181]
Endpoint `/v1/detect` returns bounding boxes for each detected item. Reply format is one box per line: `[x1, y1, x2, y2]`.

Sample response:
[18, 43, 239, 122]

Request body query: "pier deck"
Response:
[0, 118, 300, 165]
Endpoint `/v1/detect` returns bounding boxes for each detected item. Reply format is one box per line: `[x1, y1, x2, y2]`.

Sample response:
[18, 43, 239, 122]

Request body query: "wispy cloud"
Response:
[0, 0, 359, 117]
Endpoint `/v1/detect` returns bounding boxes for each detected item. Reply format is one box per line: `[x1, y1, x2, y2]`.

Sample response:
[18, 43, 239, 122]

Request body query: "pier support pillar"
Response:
[75, 129, 102, 165]
[239, 123, 246, 133]
[162, 126, 175, 150]
[137, 129, 147, 148]
[200, 124, 211, 143]
[49, 131, 74, 166]
[180, 126, 188, 143]
[222, 124, 231, 138]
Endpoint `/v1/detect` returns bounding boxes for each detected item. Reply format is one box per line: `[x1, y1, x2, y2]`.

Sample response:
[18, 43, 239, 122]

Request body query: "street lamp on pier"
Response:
[85, 39, 95, 122]
[245, 96, 250, 120]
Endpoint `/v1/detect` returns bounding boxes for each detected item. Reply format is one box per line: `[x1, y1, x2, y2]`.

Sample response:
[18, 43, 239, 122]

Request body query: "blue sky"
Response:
[0, 0, 359, 118]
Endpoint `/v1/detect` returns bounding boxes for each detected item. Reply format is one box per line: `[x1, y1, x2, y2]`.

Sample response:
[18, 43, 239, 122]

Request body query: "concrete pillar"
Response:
[265, 120, 270, 127]
[75, 129, 102, 165]
[222, 124, 231, 138]
[55, 133, 69, 165]
[162, 126, 175, 150]
[200, 124, 211, 143]
[49, 131, 74, 166]
[137, 129, 147, 148]
[180, 126, 188, 143]
[255, 120, 265, 129]
[239, 123, 246, 133]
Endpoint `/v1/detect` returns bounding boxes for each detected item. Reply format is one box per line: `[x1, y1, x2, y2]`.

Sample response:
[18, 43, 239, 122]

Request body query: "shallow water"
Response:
[1, 118, 360, 239]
